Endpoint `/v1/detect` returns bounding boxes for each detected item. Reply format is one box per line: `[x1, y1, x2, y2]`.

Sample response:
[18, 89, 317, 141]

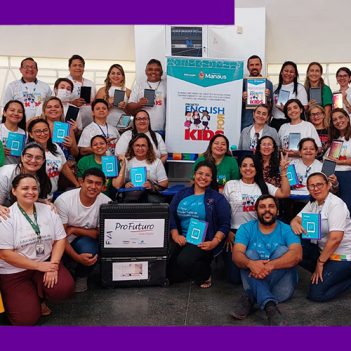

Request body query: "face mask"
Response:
[56, 89, 71, 102]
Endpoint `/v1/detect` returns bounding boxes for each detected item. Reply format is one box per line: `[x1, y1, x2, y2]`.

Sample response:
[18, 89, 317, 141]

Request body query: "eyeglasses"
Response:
[310, 112, 323, 117]
[23, 153, 44, 162]
[32, 128, 50, 135]
[306, 182, 327, 191]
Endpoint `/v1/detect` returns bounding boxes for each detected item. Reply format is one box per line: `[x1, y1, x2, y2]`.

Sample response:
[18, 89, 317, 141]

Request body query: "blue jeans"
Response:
[240, 246, 298, 310]
[302, 240, 351, 302]
[71, 237, 98, 278]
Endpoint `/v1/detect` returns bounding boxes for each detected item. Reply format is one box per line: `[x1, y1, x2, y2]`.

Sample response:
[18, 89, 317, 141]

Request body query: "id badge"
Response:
[35, 240, 45, 256]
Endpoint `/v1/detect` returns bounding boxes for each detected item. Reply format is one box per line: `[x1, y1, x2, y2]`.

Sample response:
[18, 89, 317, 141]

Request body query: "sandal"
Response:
[200, 276, 212, 289]
[41, 302, 52, 316]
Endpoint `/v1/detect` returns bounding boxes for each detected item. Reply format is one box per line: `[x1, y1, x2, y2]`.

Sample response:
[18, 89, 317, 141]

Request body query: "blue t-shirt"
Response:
[235, 220, 300, 260]
[177, 194, 206, 236]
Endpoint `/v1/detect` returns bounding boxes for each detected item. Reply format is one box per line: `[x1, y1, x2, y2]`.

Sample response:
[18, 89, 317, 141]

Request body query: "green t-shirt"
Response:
[77, 154, 112, 195]
[193, 154, 240, 186]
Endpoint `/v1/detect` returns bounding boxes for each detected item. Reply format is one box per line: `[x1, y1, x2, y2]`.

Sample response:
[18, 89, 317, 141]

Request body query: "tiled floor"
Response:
[1, 259, 351, 326]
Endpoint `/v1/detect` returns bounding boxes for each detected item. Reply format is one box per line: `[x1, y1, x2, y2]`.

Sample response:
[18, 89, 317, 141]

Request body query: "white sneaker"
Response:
[74, 277, 88, 293]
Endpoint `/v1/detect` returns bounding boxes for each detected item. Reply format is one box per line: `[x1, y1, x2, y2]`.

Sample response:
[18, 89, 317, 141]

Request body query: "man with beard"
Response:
[231, 194, 302, 325]
[241, 55, 274, 130]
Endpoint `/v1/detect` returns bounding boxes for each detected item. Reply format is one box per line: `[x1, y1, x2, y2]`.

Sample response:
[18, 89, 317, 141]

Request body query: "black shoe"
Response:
[230, 293, 254, 320]
[265, 304, 287, 326]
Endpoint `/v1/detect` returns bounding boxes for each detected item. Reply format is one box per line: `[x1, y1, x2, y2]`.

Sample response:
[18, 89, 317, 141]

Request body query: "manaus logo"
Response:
[199, 71, 205, 80]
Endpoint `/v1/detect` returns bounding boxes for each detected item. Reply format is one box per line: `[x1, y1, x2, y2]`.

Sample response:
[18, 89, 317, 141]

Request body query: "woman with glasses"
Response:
[0, 100, 26, 165]
[278, 99, 321, 158]
[112, 133, 168, 203]
[324, 108, 351, 212]
[168, 160, 231, 288]
[304, 62, 332, 120]
[223, 154, 290, 283]
[193, 134, 239, 191]
[115, 110, 167, 163]
[0, 174, 74, 325]
[291, 172, 351, 302]
[271, 61, 308, 131]
[307, 105, 330, 159]
[95, 64, 131, 127]
[239, 104, 279, 151]
[335, 67, 351, 116]
[0, 142, 52, 217]
[27, 119, 79, 197]
[78, 99, 120, 156]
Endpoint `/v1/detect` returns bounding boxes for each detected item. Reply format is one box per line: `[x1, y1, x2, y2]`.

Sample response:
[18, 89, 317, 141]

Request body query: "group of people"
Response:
[0, 53, 351, 327]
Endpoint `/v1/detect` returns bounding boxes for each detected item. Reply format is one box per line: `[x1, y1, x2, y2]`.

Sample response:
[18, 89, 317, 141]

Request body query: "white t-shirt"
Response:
[46, 144, 67, 195]
[0, 164, 18, 205]
[126, 157, 168, 183]
[67, 75, 96, 129]
[278, 120, 322, 149]
[272, 82, 308, 120]
[223, 179, 278, 229]
[115, 130, 167, 158]
[78, 122, 120, 156]
[0, 202, 66, 274]
[290, 158, 322, 185]
[2, 79, 52, 121]
[324, 136, 351, 171]
[54, 188, 110, 243]
[129, 80, 167, 131]
[0, 124, 26, 165]
[298, 192, 351, 258]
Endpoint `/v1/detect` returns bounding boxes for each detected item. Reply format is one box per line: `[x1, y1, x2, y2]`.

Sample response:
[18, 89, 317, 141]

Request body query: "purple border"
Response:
[0, 326, 346, 349]
[0, 0, 234, 25]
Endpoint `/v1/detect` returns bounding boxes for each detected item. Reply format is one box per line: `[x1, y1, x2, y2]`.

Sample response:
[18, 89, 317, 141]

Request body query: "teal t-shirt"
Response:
[177, 194, 206, 235]
[235, 220, 301, 260]
[193, 155, 240, 186]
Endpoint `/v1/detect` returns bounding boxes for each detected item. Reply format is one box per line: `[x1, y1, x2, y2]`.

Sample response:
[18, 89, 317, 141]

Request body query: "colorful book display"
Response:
[52, 122, 70, 143]
[333, 92, 343, 109]
[102, 156, 118, 178]
[246, 78, 266, 108]
[130, 167, 147, 187]
[116, 115, 132, 128]
[302, 213, 321, 240]
[186, 218, 208, 245]
[328, 140, 343, 159]
[6, 132, 25, 156]
[286, 164, 299, 187]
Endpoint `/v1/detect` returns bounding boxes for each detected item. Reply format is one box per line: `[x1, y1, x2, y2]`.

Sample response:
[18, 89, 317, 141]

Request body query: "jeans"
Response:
[223, 250, 241, 284]
[240, 246, 298, 310]
[301, 240, 351, 302]
[70, 236, 98, 278]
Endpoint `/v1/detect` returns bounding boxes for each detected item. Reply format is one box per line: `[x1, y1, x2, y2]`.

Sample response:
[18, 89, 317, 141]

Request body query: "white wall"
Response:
[236, 0, 351, 64]
[0, 25, 135, 61]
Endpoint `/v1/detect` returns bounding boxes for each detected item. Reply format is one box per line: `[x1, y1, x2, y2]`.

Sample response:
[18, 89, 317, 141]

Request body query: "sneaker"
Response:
[74, 277, 88, 293]
[230, 293, 254, 320]
[265, 304, 287, 326]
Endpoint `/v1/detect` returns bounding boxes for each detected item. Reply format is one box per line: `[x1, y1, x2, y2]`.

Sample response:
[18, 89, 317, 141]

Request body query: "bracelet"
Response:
[318, 257, 326, 264]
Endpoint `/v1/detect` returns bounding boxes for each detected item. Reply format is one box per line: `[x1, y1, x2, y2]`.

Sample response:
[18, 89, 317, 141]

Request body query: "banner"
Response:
[166, 57, 243, 158]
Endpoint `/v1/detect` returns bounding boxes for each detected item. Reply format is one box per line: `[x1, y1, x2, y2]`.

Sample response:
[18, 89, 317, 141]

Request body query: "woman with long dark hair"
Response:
[271, 61, 308, 131]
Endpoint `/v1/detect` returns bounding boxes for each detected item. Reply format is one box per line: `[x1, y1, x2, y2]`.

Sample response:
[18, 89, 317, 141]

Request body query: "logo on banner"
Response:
[184, 103, 225, 141]
[199, 71, 205, 80]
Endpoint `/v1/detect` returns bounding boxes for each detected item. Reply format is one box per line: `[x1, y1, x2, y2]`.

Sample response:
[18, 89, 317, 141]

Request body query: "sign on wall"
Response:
[166, 57, 243, 158]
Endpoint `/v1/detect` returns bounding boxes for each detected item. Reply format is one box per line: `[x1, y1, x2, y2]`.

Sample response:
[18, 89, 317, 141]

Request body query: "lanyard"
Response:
[18, 204, 41, 239]
[147, 80, 161, 90]
[94, 122, 109, 138]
